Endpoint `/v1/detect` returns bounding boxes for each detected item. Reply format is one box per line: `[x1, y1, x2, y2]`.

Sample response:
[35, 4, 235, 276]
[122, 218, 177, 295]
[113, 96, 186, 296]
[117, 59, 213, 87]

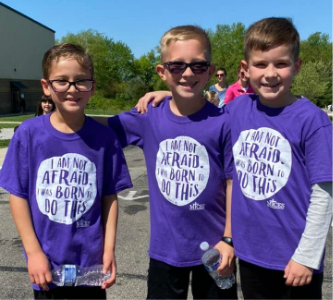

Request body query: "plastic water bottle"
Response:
[200, 241, 235, 289]
[51, 264, 111, 286]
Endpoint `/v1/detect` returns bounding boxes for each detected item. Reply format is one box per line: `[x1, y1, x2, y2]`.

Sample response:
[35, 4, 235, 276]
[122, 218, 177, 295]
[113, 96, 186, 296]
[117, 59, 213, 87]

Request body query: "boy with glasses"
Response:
[209, 68, 229, 108]
[0, 43, 133, 299]
[96, 25, 237, 299]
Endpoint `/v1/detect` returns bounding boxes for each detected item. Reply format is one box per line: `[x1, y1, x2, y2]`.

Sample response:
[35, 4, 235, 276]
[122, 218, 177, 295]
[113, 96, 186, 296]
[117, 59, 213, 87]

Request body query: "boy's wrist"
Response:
[221, 236, 233, 247]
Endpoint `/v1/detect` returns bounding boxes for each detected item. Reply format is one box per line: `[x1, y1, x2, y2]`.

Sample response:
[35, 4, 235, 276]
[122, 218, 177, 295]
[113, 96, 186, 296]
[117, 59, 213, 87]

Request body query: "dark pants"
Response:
[33, 286, 106, 299]
[239, 259, 323, 299]
[147, 258, 238, 299]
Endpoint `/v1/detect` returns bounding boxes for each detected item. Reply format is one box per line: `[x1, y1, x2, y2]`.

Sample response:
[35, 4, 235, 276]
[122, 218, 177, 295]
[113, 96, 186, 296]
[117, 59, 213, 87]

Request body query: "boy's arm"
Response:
[10, 194, 51, 291]
[136, 91, 172, 114]
[101, 194, 118, 289]
[215, 178, 235, 276]
[284, 182, 332, 286]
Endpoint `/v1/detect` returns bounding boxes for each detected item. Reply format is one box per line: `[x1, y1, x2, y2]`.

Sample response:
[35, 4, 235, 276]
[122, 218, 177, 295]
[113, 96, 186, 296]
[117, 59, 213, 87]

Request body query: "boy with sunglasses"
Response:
[0, 43, 132, 299]
[136, 17, 332, 300]
[96, 25, 237, 299]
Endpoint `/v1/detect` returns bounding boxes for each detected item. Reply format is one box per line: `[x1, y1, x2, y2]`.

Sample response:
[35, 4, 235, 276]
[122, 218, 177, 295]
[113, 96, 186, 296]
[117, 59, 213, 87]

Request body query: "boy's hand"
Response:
[101, 251, 117, 289]
[27, 251, 51, 291]
[284, 259, 313, 286]
[214, 241, 235, 277]
[135, 91, 171, 114]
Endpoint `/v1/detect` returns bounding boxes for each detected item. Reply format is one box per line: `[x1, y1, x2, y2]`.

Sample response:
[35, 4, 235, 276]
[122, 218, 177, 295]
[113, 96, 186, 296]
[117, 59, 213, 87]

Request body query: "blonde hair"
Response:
[204, 91, 219, 106]
[244, 17, 300, 62]
[160, 25, 211, 62]
[42, 43, 94, 79]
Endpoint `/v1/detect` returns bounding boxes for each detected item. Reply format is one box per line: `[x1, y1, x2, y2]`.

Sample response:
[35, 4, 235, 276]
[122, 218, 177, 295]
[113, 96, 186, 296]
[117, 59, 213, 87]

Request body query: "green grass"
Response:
[0, 139, 10, 148]
[0, 124, 18, 128]
[85, 108, 124, 115]
[0, 114, 34, 122]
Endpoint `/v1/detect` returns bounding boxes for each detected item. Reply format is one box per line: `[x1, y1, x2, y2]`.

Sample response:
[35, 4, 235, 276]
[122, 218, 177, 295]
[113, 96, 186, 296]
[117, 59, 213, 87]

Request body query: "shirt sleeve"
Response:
[102, 130, 133, 196]
[0, 126, 29, 199]
[108, 108, 146, 149]
[292, 182, 332, 269]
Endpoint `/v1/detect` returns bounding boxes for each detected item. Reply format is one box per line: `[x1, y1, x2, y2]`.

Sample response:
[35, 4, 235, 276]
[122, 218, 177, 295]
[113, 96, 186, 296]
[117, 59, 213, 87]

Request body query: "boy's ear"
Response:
[156, 64, 167, 81]
[294, 58, 302, 76]
[40, 79, 51, 96]
[241, 60, 249, 77]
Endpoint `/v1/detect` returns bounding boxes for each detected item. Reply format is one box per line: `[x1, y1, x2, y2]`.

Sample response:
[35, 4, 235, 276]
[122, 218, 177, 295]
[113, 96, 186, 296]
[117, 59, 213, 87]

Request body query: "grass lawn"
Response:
[0, 139, 10, 148]
[0, 124, 18, 128]
[0, 114, 34, 122]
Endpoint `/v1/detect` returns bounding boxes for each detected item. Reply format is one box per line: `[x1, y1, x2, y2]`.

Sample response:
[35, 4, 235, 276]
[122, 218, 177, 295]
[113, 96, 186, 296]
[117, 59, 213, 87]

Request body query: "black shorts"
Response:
[147, 258, 238, 299]
[33, 286, 106, 299]
[239, 259, 323, 299]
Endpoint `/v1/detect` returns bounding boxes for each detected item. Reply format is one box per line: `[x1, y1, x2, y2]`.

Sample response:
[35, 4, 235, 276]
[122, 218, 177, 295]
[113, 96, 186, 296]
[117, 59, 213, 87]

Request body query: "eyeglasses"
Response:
[216, 73, 225, 78]
[48, 79, 95, 92]
[163, 61, 210, 75]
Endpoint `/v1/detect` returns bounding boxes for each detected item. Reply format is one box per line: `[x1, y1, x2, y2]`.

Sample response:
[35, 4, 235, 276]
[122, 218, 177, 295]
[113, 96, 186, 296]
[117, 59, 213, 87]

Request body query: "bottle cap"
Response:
[200, 241, 209, 251]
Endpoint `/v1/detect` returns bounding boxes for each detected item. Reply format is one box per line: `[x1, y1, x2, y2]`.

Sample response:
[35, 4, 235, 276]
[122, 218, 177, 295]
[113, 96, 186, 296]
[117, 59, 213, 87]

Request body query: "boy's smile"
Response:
[242, 45, 301, 107]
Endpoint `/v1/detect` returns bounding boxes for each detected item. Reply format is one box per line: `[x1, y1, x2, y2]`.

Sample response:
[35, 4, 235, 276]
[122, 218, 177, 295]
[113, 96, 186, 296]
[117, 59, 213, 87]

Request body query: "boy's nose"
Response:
[182, 65, 195, 77]
[265, 65, 278, 78]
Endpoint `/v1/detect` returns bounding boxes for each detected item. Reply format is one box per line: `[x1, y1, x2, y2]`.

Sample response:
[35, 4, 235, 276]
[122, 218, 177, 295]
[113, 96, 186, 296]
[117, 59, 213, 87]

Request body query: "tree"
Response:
[60, 29, 135, 97]
[291, 60, 330, 106]
[208, 23, 246, 86]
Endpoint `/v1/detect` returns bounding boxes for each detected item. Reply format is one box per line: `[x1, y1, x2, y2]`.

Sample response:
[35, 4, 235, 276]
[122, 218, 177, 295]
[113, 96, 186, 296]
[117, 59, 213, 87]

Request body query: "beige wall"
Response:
[0, 4, 55, 80]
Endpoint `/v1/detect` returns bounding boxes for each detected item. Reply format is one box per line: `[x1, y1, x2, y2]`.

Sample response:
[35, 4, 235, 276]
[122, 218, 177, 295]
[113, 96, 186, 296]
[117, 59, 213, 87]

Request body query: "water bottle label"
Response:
[63, 265, 77, 286]
[204, 261, 220, 272]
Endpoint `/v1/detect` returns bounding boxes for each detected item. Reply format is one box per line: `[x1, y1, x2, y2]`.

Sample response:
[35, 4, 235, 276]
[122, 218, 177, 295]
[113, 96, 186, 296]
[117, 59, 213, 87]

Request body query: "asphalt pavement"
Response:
[0, 144, 332, 299]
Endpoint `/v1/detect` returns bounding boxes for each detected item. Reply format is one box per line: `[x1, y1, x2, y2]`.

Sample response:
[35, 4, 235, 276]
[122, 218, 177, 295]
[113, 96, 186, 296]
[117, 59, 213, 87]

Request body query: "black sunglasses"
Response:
[163, 61, 210, 74]
[216, 73, 225, 77]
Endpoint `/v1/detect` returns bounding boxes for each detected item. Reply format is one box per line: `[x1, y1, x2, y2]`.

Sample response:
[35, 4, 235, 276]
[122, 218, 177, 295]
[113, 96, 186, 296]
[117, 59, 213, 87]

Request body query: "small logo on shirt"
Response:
[189, 202, 205, 211]
[267, 199, 285, 210]
[76, 219, 90, 228]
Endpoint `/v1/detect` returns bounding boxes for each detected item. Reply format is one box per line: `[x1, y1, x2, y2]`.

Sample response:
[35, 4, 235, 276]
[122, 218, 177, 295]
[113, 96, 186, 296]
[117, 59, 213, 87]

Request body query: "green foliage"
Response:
[56, 27, 331, 110]
[292, 61, 330, 105]
[208, 23, 246, 86]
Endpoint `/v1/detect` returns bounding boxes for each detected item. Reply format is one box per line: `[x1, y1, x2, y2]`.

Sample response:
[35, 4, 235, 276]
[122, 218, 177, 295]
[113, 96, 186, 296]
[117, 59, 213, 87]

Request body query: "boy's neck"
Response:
[50, 111, 86, 133]
[259, 93, 300, 108]
[169, 96, 206, 116]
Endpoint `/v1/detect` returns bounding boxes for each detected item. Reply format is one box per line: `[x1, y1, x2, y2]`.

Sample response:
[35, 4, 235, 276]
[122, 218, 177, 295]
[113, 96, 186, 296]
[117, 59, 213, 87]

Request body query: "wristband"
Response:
[221, 236, 233, 247]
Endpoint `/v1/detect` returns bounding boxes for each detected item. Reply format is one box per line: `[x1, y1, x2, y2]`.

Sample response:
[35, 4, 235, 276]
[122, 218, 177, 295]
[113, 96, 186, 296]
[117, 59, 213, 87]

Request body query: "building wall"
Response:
[0, 4, 55, 80]
[0, 3, 55, 114]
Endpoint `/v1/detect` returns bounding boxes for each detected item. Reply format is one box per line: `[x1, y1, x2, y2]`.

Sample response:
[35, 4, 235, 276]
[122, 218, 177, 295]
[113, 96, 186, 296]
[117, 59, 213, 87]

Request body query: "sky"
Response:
[2, 0, 332, 58]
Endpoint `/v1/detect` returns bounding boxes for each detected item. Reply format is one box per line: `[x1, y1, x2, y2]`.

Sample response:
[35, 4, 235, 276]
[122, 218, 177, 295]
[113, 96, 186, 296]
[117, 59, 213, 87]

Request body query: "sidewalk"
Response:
[0, 147, 7, 168]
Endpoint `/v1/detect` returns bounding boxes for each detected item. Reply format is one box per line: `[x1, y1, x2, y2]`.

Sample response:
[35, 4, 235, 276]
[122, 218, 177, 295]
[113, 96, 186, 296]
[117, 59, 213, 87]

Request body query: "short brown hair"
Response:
[160, 25, 211, 62]
[244, 17, 300, 62]
[42, 43, 94, 79]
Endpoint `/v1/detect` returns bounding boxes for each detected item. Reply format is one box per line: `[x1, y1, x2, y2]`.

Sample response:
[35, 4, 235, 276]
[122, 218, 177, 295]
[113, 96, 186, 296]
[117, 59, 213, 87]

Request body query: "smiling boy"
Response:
[0, 43, 132, 300]
[98, 25, 237, 299]
[227, 17, 332, 299]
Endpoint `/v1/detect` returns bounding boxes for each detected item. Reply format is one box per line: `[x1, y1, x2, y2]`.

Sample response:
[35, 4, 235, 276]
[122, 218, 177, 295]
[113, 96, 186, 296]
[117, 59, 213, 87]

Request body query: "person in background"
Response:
[224, 65, 255, 104]
[204, 90, 219, 107]
[35, 95, 55, 116]
[0, 43, 133, 300]
[209, 68, 228, 108]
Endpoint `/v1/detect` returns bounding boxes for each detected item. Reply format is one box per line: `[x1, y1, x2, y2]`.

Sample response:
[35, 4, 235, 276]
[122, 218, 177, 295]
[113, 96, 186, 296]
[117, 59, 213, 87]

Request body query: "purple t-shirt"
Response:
[108, 97, 233, 267]
[226, 94, 332, 272]
[0, 114, 132, 290]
